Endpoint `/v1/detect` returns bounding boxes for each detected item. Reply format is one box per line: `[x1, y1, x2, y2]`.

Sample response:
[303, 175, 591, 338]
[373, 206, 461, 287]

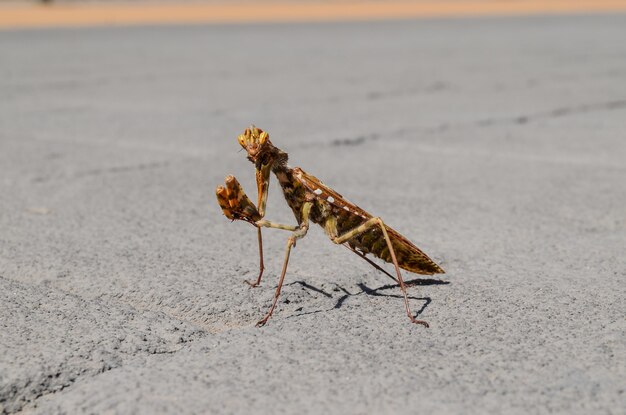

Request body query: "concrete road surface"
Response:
[1, 13, 625, 414]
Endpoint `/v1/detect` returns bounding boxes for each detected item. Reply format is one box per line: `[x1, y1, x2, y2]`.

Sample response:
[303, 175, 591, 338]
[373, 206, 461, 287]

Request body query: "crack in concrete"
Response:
[11, 345, 188, 415]
[98, 291, 226, 335]
[330, 133, 379, 147]
[297, 99, 626, 152]
[365, 81, 450, 101]
[0, 276, 207, 414]
[32, 161, 171, 184]
[73, 161, 171, 179]
[473, 99, 626, 127]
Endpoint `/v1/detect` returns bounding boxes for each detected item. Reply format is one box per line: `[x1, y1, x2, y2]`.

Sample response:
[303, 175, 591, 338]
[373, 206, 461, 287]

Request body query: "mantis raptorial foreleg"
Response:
[326, 217, 429, 327]
[245, 163, 273, 287]
[256, 202, 312, 327]
[216, 174, 301, 287]
[216, 176, 261, 224]
[216, 175, 299, 231]
[216, 172, 291, 286]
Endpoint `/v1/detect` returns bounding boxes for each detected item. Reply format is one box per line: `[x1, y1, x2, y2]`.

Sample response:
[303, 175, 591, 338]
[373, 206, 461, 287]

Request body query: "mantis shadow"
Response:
[286, 277, 448, 319]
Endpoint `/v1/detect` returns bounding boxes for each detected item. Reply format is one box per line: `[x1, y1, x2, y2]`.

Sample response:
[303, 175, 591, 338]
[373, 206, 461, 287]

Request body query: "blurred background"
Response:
[3, 0, 626, 28]
[1, 1, 625, 414]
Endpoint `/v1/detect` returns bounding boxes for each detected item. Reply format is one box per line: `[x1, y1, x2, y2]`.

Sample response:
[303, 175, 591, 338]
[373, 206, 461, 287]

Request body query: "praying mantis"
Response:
[216, 126, 444, 327]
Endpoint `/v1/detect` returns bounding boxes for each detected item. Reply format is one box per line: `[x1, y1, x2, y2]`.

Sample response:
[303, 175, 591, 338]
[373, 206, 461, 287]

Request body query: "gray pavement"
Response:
[1, 14, 625, 414]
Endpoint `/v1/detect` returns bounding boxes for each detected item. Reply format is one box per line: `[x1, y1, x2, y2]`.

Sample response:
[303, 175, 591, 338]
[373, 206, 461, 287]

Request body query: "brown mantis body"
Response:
[216, 126, 444, 327]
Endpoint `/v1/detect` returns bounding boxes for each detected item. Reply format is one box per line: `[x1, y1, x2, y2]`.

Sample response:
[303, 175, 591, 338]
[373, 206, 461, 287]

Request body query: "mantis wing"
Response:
[293, 168, 444, 275]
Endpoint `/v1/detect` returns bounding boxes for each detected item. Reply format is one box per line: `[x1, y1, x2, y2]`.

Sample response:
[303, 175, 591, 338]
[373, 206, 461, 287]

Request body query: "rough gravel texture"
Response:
[1, 14, 625, 415]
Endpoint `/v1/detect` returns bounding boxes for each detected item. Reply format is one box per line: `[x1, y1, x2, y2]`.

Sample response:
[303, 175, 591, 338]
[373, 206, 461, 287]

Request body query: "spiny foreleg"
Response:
[216, 175, 261, 225]
[216, 175, 299, 287]
[247, 163, 273, 287]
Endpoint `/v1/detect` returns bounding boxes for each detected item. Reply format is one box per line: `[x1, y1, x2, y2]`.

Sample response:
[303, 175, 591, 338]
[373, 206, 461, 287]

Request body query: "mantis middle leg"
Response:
[256, 202, 312, 327]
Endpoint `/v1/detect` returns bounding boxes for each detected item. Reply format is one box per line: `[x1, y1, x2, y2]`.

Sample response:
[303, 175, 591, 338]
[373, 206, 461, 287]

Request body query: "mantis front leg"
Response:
[216, 173, 300, 293]
[246, 163, 272, 287]
[216, 176, 261, 224]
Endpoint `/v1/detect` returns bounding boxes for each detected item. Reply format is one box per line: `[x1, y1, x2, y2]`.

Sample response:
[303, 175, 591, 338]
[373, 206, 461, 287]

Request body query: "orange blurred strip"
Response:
[1, 0, 626, 29]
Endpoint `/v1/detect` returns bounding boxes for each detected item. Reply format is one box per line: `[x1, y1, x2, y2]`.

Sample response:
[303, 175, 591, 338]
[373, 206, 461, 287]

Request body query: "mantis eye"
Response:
[259, 132, 268, 144]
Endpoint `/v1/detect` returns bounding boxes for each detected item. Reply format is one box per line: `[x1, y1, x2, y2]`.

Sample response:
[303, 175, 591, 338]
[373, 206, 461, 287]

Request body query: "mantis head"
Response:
[238, 125, 276, 165]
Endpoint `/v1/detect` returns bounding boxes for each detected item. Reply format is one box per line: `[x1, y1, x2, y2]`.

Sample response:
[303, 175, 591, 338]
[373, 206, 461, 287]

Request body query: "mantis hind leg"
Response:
[328, 217, 429, 327]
